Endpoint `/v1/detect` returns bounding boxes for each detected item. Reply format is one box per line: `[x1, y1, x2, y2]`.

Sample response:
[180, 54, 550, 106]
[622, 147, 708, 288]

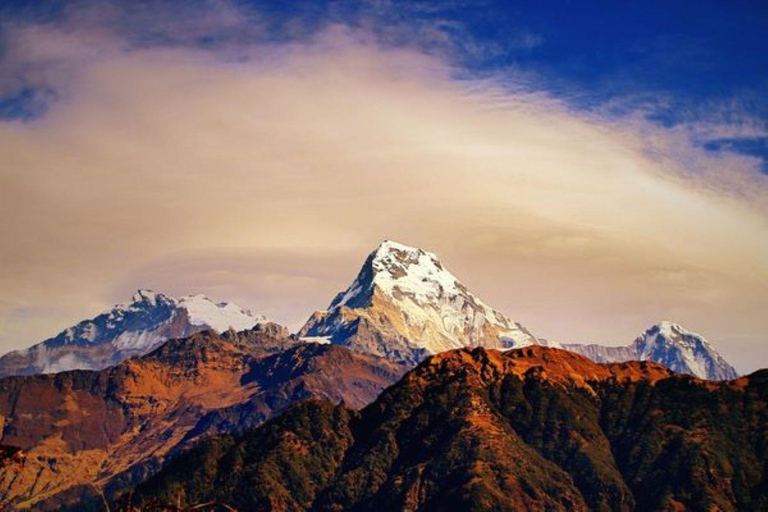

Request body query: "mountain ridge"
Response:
[130, 345, 766, 511]
[300, 240, 738, 379]
[0, 326, 405, 510]
[0, 241, 742, 381]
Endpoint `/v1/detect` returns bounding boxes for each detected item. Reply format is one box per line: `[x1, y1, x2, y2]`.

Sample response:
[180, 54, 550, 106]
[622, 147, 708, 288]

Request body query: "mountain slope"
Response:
[132, 346, 767, 511]
[0, 289, 266, 377]
[300, 240, 547, 364]
[0, 326, 405, 510]
[565, 321, 738, 380]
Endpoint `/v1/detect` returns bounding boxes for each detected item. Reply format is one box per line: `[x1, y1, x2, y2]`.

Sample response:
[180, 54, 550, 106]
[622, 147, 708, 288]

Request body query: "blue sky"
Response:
[1, 0, 767, 169]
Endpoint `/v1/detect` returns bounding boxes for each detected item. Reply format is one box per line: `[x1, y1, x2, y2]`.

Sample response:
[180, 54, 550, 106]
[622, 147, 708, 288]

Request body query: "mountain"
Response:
[130, 346, 768, 511]
[565, 321, 739, 380]
[0, 326, 405, 510]
[0, 289, 267, 378]
[300, 240, 548, 364]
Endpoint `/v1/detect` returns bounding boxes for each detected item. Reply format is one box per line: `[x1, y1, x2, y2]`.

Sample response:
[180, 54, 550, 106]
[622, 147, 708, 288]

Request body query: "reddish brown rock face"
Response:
[0, 328, 405, 510]
[134, 347, 767, 512]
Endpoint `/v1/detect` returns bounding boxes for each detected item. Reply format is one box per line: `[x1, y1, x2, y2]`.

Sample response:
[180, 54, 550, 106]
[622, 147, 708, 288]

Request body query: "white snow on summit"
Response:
[634, 320, 737, 380]
[301, 240, 546, 363]
[371, 240, 546, 350]
[0, 289, 269, 377]
[565, 320, 739, 380]
[178, 294, 266, 333]
[335, 240, 463, 308]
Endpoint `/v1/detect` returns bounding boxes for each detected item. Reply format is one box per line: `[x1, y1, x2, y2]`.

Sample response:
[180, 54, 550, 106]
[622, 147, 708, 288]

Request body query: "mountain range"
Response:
[129, 346, 768, 511]
[299, 240, 737, 380]
[0, 241, 739, 381]
[0, 327, 405, 509]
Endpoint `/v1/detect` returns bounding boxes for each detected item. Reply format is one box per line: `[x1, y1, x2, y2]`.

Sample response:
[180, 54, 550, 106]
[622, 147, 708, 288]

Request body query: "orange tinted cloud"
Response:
[1, 29, 766, 371]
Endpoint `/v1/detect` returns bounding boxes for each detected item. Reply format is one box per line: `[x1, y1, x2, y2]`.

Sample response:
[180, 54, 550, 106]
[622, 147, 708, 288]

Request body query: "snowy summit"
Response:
[300, 240, 549, 363]
[0, 290, 267, 377]
[565, 320, 738, 380]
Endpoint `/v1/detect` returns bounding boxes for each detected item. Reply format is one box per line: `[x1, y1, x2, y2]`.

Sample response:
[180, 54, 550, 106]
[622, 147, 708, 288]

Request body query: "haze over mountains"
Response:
[0, 240, 738, 381]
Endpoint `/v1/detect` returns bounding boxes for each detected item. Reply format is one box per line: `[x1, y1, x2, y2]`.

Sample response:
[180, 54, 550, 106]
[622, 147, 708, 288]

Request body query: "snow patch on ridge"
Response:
[178, 294, 265, 333]
[112, 329, 167, 352]
[300, 336, 332, 345]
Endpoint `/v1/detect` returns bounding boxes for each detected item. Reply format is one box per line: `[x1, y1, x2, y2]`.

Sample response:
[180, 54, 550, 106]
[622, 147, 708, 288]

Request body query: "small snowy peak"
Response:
[565, 321, 738, 381]
[633, 321, 738, 380]
[638, 321, 710, 353]
[177, 294, 266, 333]
[654, 320, 691, 338]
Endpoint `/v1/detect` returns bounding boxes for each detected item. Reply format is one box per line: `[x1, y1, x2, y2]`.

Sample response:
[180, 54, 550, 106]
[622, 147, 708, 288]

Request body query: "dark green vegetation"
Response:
[129, 347, 768, 511]
[134, 401, 354, 511]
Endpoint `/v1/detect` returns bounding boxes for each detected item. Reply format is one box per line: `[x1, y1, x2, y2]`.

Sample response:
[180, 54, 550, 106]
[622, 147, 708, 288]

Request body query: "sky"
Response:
[0, 0, 767, 373]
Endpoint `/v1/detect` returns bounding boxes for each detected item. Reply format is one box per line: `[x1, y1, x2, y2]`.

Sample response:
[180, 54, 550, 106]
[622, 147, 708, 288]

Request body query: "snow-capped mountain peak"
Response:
[653, 320, 686, 337]
[633, 321, 737, 380]
[0, 290, 268, 377]
[331, 240, 462, 309]
[564, 320, 739, 380]
[177, 294, 265, 333]
[301, 240, 545, 363]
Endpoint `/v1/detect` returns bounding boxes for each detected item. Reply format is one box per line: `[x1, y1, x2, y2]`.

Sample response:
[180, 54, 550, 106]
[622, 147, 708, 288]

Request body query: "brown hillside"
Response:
[135, 346, 767, 511]
[0, 327, 405, 510]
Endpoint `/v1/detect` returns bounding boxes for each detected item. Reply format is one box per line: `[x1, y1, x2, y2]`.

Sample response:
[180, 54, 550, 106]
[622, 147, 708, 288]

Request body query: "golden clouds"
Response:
[1, 31, 766, 371]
